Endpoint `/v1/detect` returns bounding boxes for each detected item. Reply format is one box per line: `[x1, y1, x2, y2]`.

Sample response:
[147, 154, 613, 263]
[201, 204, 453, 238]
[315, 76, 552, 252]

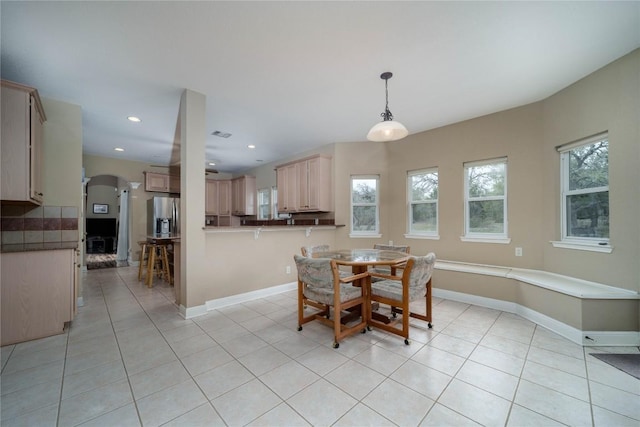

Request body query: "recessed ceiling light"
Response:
[127, 116, 141, 123]
[208, 162, 216, 166]
[248, 145, 256, 149]
[114, 147, 125, 152]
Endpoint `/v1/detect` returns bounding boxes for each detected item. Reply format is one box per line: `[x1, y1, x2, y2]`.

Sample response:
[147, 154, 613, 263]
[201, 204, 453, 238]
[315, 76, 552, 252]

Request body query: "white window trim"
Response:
[460, 236, 511, 244]
[407, 168, 439, 237]
[463, 157, 508, 241]
[550, 240, 613, 253]
[257, 188, 271, 220]
[350, 175, 380, 236]
[271, 186, 278, 219]
[405, 233, 440, 240]
[558, 132, 609, 244]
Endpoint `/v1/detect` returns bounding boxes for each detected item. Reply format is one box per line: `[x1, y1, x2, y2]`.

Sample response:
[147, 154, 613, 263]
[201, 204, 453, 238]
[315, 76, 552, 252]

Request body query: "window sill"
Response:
[404, 234, 440, 240]
[349, 233, 382, 239]
[460, 236, 511, 244]
[550, 241, 613, 253]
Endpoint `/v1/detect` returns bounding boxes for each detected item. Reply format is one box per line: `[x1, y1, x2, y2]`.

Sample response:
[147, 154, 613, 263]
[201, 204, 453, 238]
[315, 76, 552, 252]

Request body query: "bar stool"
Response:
[145, 241, 171, 288]
[137, 241, 149, 281]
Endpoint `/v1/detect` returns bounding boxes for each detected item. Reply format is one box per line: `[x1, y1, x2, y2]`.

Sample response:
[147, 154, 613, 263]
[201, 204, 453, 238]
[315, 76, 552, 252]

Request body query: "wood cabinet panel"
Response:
[144, 172, 179, 193]
[277, 164, 298, 213]
[145, 172, 170, 192]
[1, 80, 46, 205]
[276, 155, 331, 213]
[231, 175, 256, 216]
[1, 249, 75, 346]
[206, 179, 231, 215]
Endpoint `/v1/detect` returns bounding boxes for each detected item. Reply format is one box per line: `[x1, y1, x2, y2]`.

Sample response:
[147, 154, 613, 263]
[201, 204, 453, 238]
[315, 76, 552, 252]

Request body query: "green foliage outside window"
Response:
[564, 139, 609, 239]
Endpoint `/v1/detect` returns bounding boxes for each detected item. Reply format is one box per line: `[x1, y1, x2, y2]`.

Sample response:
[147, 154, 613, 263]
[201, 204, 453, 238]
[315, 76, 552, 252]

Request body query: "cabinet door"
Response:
[30, 96, 44, 204]
[307, 156, 331, 211]
[205, 180, 219, 214]
[1, 249, 74, 346]
[231, 176, 256, 216]
[1, 84, 42, 204]
[276, 165, 298, 213]
[285, 164, 298, 212]
[218, 180, 231, 215]
[298, 160, 310, 210]
[145, 172, 169, 192]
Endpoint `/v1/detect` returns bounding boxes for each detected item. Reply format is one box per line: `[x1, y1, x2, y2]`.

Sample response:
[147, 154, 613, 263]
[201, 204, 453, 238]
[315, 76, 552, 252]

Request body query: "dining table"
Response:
[312, 248, 410, 324]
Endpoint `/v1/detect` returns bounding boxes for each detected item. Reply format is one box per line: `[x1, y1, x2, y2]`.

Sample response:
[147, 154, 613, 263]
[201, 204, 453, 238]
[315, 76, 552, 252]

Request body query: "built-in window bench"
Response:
[433, 260, 639, 347]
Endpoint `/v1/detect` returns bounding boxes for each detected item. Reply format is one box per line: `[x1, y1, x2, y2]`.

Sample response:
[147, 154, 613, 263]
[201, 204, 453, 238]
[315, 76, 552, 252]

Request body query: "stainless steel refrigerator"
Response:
[147, 196, 180, 237]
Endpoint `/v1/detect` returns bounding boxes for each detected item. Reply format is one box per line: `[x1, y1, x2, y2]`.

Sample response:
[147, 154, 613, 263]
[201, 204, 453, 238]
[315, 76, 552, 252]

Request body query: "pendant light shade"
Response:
[367, 72, 408, 142]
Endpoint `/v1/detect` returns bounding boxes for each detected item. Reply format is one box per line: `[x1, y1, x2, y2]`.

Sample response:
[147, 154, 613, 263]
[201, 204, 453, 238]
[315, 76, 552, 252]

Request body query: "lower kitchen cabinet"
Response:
[1, 248, 76, 346]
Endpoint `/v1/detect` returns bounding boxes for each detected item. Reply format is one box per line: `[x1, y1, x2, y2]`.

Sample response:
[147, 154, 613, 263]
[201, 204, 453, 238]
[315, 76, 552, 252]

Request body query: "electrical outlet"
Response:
[515, 247, 523, 257]
[286, 266, 291, 274]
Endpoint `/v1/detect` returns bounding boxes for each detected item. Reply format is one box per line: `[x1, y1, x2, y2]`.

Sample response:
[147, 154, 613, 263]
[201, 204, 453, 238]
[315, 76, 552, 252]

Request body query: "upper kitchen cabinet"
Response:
[276, 163, 298, 213]
[144, 171, 180, 193]
[276, 154, 332, 213]
[1, 80, 46, 205]
[205, 179, 231, 216]
[231, 175, 256, 216]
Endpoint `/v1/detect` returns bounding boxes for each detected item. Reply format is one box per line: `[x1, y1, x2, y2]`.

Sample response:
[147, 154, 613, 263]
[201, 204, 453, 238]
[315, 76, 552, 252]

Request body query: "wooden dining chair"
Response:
[371, 244, 410, 279]
[300, 244, 330, 257]
[368, 253, 435, 344]
[294, 254, 369, 348]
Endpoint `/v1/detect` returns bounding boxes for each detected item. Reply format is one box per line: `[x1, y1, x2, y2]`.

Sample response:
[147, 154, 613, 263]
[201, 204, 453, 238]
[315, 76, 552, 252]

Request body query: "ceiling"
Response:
[2, 2, 639, 174]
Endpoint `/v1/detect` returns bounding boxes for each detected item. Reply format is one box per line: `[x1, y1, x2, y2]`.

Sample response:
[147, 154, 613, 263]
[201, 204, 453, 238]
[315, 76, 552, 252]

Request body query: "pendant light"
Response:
[367, 71, 408, 142]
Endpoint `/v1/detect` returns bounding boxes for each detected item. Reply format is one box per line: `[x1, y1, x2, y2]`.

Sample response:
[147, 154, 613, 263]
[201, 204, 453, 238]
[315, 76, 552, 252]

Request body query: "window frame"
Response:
[257, 188, 273, 220]
[406, 168, 439, 239]
[462, 157, 509, 243]
[558, 132, 609, 246]
[350, 175, 381, 238]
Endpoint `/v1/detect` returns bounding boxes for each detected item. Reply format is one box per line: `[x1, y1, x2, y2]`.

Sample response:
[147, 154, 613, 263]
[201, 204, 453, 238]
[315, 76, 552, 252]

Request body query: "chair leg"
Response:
[160, 246, 171, 284]
[146, 244, 156, 288]
[137, 243, 147, 281]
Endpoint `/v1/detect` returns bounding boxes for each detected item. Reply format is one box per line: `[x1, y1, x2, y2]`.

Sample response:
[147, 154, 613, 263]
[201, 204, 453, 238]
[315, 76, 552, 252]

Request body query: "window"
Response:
[407, 168, 438, 237]
[463, 158, 508, 241]
[271, 186, 278, 219]
[559, 133, 609, 243]
[257, 188, 271, 220]
[350, 175, 379, 236]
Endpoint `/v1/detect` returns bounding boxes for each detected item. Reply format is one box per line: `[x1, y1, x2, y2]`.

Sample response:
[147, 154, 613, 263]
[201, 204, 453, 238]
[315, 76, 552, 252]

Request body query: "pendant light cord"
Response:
[381, 76, 394, 122]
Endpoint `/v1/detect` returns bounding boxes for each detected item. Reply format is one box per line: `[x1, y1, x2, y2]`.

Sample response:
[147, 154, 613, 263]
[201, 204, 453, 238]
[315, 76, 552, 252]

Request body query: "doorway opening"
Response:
[85, 174, 130, 269]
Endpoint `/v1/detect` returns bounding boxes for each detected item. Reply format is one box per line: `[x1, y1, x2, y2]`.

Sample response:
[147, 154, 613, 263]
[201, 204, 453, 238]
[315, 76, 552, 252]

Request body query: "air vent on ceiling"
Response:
[211, 131, 232, 138]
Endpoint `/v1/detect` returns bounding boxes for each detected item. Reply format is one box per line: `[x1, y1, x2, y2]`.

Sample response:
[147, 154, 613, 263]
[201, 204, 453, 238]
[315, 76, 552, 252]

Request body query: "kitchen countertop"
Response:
[1, 241, 79, 253]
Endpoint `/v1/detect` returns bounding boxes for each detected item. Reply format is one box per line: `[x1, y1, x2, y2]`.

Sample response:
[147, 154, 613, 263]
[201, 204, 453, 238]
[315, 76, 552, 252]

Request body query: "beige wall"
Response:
[86, 176, 118, 219]
[199, 228, 337, 305]
[541, 49, 640, 290]
[42, 98, 83, 208]
[382, 103, 545, 271]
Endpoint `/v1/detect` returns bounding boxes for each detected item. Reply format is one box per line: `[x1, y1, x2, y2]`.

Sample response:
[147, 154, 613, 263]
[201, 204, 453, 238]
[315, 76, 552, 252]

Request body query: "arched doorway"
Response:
[85, 174, 131, 269]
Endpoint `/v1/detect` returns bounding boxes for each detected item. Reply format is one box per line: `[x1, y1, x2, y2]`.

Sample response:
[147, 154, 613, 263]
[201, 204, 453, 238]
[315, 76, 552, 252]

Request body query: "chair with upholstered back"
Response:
[368, 253, 435, 344]
[301, 244, 330, 258]
[372, 244, 410, 278]
[294, 254, 369, 348]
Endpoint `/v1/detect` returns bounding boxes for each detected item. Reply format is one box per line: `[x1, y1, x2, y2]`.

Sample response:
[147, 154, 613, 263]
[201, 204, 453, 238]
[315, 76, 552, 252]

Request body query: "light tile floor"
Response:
[1, 265, 639, 426]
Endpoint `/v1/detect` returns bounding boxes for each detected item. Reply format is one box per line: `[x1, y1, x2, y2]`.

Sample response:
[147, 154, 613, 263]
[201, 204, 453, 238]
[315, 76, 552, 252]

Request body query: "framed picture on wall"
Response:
[93, 203, 109, 214]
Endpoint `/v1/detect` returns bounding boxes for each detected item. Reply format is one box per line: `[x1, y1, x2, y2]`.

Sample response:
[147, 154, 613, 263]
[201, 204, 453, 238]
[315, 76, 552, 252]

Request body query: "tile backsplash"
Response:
[1, 205, 79, 245]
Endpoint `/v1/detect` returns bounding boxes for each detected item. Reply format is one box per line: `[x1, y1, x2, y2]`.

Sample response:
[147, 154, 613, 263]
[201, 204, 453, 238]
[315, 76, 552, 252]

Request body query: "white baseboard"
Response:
[433, 288, 640, 347]
[178, 282, 638, 346]
[182, 281, 297, 319]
